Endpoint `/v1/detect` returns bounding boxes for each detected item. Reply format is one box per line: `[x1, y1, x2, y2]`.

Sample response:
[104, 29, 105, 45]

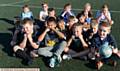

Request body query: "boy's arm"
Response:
[104, 12, 111, 22]
[109, 35, 118, 53]
[19, 34, 27, 48]
[52, 28, 66, 39]
[38, 28, 49, 42]
[79, 35, 88, 48]
[10, 30, 20, 46]
[27, 34, 39, 49]
[68, 11, 74, 16]
[39, 12, 45, 21]
[96, 13, 103, 23]
[67, 35, 74, 47]
[109, 35, 117, 48]
[61, 11, 67, 17]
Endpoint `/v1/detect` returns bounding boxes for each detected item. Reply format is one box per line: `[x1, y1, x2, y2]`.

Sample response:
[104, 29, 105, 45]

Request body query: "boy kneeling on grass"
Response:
[90, 21, 120, 70]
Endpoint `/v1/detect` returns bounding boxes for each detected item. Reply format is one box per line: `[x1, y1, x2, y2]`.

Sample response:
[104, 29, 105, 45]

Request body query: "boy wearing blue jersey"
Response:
[91, 22, 120, 70]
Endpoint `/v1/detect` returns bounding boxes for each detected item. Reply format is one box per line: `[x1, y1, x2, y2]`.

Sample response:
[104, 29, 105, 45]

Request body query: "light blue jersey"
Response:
[21, 11, 33, 20]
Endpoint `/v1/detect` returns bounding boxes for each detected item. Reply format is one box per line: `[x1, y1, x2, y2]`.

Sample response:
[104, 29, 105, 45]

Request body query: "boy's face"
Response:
[23, 7, 30, 13]
[79, 16, 85, 23]
[49, 10, 55, 16]
[47, 21, 56, 30]
[23, 22, 33, 34]
[85, 5, 91, 12]
[92, 25, 98, 34]
[65, 5, 71, 11]
[58, 21, 65, 29]
[42, 4, 48, 11]
[98, 26, 110, 39]
[69, 19, 76, 27]
[103, 7, 108, 14]
[74, 26, 82, 37]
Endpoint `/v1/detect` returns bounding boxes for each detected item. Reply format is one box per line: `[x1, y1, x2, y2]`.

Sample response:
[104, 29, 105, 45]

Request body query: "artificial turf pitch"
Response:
[0, 0, 120, 71]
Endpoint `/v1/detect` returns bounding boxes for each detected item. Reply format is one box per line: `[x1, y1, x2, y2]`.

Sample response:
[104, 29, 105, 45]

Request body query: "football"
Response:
[99, 42, 112, 58]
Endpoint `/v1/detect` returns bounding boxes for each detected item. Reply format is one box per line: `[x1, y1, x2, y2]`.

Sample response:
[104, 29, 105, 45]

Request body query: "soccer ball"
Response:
[99, 42, 112, 58]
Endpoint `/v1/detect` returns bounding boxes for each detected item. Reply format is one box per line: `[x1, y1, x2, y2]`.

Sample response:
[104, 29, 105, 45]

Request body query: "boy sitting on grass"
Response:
[37, 17, 66, 68]
[13, 18, 39, 65]
[63, 23, 89, 60]
[39, 2, 48, 22]
[96, 4, 114, 25]
[60, 3, 75, 24]
[91, 22, 120, 70]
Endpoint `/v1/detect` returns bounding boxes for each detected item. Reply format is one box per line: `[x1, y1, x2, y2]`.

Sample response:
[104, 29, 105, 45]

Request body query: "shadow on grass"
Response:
[0, 18, 15, 33]
[42, 57, 51, 68]
[0, 18, 45, 32]
[84, 60, 96, 70]
[0, 18, 14, 25]
[0, 33, 13, 56]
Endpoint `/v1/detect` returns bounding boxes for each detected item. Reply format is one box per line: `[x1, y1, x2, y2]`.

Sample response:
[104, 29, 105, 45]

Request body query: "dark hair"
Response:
[22, 18, 33, 25]
[102, 4, 109, 9]
[68, 16, 75, 22]
[64, 3, 71, 9]
[22, 5, 29, 9]
[76, 13, 83, 19]
[48, 8, 55, 12]
[47, 17, 56, 24]
[41, 2, 48, 6]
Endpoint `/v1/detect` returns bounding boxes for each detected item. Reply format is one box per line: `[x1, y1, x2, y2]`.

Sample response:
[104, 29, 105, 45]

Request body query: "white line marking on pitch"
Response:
[0, 3, 120, 13]
[0, 0, 29, 6]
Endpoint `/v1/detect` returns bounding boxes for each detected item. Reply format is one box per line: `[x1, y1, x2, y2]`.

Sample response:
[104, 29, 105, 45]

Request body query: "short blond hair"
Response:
[91, 19, 98, 28]
[84, 3, 91, 9]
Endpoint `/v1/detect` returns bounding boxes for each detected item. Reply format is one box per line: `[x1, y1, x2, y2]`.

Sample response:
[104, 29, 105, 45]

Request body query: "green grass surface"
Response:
[0, 0, 120, 71]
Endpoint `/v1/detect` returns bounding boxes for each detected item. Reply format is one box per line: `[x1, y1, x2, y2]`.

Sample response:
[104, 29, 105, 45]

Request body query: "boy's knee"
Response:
[13, 45, 24, 52]
[64, 47, 69, 53]
[38, 48, 46, 55]
[60, 41, 67, 46]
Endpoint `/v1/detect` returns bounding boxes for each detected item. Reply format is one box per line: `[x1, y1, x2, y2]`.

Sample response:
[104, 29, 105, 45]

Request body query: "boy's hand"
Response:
[117, 50, 120, 58]
[84, 11, 88, 18]
[45, 28, 50, 32]
[66, 8, 71, 13]
[71, 35, 75, 39]
[104, 13, 109, 18]
[100, 13, 104, 18]
[27, 34, 33, 43]
[49, 27, 56, 31]
[64, 10, 68, 13]
[24, 33, 27, 38]
[25, 29, 33, 35]
[103, 11, 108, 16]
[27, 34, 32, 39]
[112, 48, 118, 54]
[96, 52, 100, 57]
[83, 43, 88, 48]
[67, 10, 71, 14]
[78, 34, 83, 39]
